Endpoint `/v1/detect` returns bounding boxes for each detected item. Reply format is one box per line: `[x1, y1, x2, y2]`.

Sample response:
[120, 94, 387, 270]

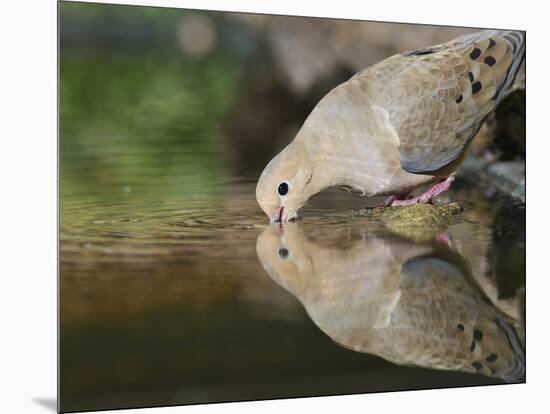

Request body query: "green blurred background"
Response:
[60, 2, 480, 204]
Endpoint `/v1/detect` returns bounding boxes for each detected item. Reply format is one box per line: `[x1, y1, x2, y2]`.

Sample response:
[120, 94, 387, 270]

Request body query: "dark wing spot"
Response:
[472, 81, 482, 94]
[405, 47, 435, 56]
[484, 56, 496, 66]
[473, 329, 484, 340]
[486, 353, 498, 362]
[457, 323, 465, 331]
[470, 48, 482, 60]
[468, 72, 474, 82]
[455, 95, 463, 104]
[470, 340, 476, 352]
[472, 361, 483, 370]
[488, 38, 496, 49]
[482, 296, 492, 305]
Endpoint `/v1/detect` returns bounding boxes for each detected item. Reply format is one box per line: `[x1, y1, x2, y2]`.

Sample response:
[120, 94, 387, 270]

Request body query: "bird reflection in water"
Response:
[256, 223, 525, 383]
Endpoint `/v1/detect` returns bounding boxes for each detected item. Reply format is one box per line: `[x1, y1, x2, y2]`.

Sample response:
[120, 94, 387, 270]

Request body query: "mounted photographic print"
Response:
[59, 1, 526, 412]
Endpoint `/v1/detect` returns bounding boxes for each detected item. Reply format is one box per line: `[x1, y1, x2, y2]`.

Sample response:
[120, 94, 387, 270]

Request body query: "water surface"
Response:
[60, 161, 525, 412]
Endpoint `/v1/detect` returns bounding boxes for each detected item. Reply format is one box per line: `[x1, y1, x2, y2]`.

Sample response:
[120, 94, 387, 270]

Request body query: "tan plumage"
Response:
[256, 30, 525, 222]
[256, 224, 525, 382]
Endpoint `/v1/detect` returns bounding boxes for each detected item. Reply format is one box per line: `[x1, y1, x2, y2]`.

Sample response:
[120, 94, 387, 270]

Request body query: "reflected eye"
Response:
[278, 248, 289, 259]
[278, 182, 289, 196]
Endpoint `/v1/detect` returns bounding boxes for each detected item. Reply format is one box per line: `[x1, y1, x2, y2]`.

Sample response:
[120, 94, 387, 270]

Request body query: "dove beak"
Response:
[270, 206, 284, 223]
[271, 206, 298, 223]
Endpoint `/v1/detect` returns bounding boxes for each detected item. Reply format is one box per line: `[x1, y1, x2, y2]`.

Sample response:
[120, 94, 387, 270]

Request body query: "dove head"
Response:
[255, 223, 315, 295]
[256, 224, 406, 346]
[256, 142, 316, 223]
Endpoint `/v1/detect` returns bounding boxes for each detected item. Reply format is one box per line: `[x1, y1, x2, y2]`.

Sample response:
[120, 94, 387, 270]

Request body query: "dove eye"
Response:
[278, 182, 289, 196]
[278, 248, 289, 259]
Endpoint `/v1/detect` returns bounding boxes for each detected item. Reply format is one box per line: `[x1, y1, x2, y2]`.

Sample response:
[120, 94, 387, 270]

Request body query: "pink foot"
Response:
[382, 195, 398, 207]
[389, 177, 454, 207]
[435, 230, 452, 246]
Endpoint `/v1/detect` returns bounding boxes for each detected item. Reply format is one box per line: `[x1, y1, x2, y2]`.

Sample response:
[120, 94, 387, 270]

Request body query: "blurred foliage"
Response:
[60, 7, 247, 205]
[59, 1, 279, 210]
[62, 1, 183, 20]
[60, 1, 185, 51]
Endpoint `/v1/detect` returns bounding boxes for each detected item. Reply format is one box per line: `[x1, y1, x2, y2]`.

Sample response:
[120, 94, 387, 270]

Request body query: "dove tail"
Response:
[495, 316, 526, 383]
[494, 31, 525, 100]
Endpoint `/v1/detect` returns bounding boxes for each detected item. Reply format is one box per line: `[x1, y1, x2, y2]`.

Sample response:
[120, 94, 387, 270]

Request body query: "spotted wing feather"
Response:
[392, 256, 525, 381]
[363, 30, 525, 173]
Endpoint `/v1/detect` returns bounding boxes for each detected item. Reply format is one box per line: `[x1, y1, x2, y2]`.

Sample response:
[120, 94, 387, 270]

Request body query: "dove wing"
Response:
[364, 30, 525, 173]
[390, 254, 525, 381]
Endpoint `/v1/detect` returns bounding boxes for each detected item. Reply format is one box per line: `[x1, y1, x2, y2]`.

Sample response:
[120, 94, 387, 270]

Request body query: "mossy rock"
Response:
[367, 202, 463, 242]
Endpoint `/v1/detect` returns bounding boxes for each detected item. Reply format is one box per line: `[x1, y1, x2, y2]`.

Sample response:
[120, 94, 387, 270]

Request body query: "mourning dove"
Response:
[256, 30, 525, 222]
[256, 224, 525, 382]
